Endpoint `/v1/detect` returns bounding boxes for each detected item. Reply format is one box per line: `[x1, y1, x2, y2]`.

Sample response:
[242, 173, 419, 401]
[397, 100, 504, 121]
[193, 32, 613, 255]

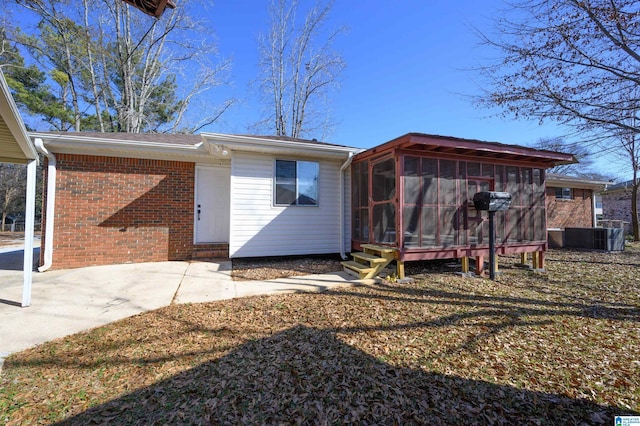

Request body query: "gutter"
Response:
[34, 138, 56, 272]
[29, 132, 206, 162]
[201, 133, 357, 158]
[339, 152, 354, 260]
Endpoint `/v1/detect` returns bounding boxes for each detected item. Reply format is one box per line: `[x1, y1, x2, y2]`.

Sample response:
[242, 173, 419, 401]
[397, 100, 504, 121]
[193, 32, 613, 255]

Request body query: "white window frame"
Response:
[274, 159, 320, 206]
[555, 187, 573, 200]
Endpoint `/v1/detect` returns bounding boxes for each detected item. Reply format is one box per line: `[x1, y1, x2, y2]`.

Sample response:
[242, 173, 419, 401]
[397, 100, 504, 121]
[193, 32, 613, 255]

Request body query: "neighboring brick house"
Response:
[545, 173, 608, 230]
[601, 179, 639, 235]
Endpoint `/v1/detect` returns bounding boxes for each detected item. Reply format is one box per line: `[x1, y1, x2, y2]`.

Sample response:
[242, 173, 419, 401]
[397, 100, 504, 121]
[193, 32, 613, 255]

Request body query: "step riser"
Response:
[192, 244, 229, 260]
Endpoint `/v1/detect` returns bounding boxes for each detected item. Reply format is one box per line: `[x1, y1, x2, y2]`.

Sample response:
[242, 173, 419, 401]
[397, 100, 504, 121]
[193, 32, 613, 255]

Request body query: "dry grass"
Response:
[0, 232, 31, 248]
[231, 255, 343, 281]
[1, 246, 639, 425]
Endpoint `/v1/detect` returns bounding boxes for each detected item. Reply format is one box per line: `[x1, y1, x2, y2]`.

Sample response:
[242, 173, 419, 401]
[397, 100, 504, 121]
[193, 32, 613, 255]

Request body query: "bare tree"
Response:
[533, 137, 596, 176]
[620, 133, 640, 240]
[476, 0, 640, 136]
[97, 0, 234, 133]
[258, 0, 346, 139]
[610, 111, 640, 240]
[9, 0, 233, 133]
[0, 164, 27, 230]
[475, 0, 640, 239]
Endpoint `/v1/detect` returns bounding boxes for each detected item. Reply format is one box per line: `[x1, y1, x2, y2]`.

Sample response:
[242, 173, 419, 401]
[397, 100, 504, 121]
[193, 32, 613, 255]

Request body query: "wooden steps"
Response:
[352, 252, 388, 264]
[341, 244, 404, 279]
[341, 261, 375, 278]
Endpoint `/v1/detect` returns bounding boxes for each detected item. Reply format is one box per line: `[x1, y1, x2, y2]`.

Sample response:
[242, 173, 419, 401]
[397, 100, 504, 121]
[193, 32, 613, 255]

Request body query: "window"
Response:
[275, 160, 319, 206]
[555, 187, 573, 200]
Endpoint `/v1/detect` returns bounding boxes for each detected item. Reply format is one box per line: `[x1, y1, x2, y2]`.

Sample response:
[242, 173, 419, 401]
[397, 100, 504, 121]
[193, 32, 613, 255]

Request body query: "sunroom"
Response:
[345, 133, 575, 278]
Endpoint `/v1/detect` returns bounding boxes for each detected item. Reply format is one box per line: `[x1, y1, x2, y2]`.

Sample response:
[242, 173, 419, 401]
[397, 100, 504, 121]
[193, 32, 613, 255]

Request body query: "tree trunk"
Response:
[83, 0, 104, 132]
[632, 179, 639, 242]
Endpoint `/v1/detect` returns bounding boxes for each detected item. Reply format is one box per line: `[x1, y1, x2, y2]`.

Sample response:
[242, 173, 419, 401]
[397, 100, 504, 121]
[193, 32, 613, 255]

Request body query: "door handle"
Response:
[197, 204, 201, 220]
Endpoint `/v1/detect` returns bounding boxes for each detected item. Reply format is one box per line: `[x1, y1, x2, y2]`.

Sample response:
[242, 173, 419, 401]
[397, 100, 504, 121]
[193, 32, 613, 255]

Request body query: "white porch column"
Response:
[21, 159, 37, 307]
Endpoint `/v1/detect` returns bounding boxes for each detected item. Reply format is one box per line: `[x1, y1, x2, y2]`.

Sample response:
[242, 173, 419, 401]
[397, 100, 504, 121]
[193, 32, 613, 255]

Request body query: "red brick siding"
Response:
[601, 189, 637, 234]
[44, 154, 195, 269]
[601, 189, 637, 222]
[545, 187, 593, 229]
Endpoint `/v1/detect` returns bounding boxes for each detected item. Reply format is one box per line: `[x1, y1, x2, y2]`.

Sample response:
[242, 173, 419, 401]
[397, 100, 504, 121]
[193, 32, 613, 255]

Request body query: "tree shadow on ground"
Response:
[0, 247, 39, 271]
[332, 280, 640, 323]
[55, 325, 635, 425]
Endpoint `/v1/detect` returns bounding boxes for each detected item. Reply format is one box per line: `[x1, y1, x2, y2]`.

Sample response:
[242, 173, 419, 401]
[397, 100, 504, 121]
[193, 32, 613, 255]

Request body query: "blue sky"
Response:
[8, 0, 627, 179]
[207, 2, 564, 145]
[204, 0, 628, 180]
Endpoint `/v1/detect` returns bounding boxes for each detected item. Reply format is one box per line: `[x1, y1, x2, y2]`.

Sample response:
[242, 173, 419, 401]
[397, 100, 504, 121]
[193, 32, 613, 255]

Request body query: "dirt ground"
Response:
[0, 232, 39, 248]
[230, 255, 457, 281]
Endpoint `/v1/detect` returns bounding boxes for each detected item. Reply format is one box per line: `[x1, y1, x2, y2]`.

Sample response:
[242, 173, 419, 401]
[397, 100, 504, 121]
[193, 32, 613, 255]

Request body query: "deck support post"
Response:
[461, 256, 469, 273]
[537, 251, 544, 269]
[532, 252, 539, 269]
[520, 252, 528, 265]
[396, 260, 405, 279]
[475, 255, 485, 276]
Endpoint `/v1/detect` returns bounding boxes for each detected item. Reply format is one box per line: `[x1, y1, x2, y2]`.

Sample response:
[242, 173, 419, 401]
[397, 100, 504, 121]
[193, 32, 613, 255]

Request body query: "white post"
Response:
[22, 159, 37, 307]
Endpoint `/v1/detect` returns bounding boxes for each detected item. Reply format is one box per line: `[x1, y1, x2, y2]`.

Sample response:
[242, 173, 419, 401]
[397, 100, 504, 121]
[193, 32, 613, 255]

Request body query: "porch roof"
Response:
[354, 133, 577, 167]
[0, 70, 38, 164]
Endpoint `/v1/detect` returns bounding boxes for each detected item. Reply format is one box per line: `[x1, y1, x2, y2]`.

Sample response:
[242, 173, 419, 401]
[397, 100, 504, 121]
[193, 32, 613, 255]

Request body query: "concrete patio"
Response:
[0, 245, 357, 366]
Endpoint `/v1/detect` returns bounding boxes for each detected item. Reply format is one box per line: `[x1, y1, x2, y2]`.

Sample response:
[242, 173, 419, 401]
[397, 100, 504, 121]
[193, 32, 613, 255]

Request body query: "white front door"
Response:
[195, 166, 230, 243]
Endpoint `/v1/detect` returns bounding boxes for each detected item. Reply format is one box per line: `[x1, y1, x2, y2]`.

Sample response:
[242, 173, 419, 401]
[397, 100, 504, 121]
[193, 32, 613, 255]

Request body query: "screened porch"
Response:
[350, 133, 576, 267]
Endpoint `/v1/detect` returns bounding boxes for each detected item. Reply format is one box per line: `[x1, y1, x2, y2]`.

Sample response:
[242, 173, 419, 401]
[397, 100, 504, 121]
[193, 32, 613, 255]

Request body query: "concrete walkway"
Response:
[0, 248, 357, 365]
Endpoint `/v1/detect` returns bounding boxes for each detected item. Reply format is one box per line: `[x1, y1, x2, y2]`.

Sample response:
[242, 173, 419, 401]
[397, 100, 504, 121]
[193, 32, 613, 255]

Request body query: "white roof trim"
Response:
[29, 131, 363, 162]
[546, 175, 609, 191]
[29, 132, 215, 162]
[0, 69, 38, 162]
[201, 132, 362, 159]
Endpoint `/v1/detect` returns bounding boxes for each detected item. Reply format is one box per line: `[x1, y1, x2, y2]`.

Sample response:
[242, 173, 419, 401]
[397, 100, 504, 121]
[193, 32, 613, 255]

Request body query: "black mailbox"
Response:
[473, 191, 512, 212]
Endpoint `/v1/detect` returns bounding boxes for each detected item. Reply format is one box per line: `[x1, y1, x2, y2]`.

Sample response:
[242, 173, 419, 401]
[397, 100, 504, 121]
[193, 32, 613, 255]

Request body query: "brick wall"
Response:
[42, 154, 195, 269]
[601, 189, 637, 234]
[545, 187, 593, 229]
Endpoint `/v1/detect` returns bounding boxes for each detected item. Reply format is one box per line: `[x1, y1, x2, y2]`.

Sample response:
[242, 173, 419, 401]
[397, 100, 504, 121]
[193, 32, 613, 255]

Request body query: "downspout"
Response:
[339, 152, 354, 260]
[592, 190, 597, 227]
[34, 138, 56, 272]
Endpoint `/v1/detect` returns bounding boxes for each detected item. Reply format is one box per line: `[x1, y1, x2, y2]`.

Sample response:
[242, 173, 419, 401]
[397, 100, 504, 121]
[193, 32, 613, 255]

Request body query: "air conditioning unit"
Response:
[564, 228, 624, 251]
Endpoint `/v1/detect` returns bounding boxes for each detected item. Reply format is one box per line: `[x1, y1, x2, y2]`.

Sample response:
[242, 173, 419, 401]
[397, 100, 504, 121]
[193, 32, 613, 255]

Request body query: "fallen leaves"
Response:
[1, 246, 640, 424]
[231, 255, 343, 281]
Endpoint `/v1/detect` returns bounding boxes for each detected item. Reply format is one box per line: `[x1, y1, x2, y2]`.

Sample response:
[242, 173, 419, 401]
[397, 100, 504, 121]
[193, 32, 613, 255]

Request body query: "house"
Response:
[545, 173, 609, 229]
[344, 133, 574, 276]
[33, 131, 576, 273]
[600, 179, 639, 235]
[32, 132, 358, 270]
[544, 173, 610, 249]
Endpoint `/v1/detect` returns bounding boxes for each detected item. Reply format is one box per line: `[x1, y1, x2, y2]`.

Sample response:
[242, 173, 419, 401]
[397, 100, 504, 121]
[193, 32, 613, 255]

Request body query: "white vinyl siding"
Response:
[230, 151, 350, 258]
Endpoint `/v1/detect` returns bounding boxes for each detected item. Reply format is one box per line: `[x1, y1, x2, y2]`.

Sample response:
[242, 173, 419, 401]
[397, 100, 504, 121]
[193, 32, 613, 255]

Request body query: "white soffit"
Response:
[29, 132, 217, 162]
[0, 70, 38, 164]
[201, 132, 361, 160]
